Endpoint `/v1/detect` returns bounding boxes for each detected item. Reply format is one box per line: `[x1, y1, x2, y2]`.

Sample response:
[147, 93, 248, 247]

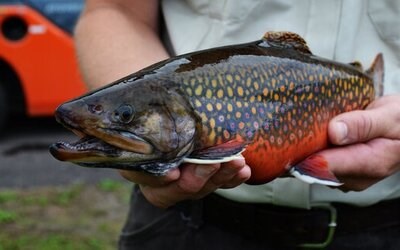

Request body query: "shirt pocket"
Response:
[368, 0, 400, 43]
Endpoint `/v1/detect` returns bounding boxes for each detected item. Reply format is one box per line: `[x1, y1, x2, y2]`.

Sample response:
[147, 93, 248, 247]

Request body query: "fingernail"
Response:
[332, 121, 348, 144]
[195, 165, 218, 178]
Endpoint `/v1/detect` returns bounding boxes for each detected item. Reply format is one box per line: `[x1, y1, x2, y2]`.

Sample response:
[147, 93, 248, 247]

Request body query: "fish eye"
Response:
[114, 105, 135, 124]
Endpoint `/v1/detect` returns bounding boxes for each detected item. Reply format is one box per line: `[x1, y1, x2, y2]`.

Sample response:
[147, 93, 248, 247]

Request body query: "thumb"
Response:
[328, 109, 387, 145]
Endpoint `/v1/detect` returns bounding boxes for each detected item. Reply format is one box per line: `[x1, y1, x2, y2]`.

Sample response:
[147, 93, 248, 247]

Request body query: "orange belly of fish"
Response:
[244, 123, 329, 184]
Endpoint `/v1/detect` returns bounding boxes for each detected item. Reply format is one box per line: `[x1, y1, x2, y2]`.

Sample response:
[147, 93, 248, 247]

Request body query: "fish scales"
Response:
[169, 52, 375, 182]
[50, 32, 383, 185]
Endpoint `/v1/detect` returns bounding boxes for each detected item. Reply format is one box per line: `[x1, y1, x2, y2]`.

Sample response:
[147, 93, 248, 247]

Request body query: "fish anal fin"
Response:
[263, 31, 312, 54]
[290, 155, 342, 186]
[185, 140, 246, 164]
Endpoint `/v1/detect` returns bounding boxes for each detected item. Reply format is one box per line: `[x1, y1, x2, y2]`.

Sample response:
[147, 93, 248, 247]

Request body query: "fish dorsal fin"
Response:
[263, 31, 312, 54]
[349, 61, 363, 71]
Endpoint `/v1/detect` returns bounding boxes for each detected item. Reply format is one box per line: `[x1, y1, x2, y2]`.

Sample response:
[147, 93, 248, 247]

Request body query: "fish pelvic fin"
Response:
[290, 155, 342, 186]
[185, 140, 246, 164]
[366, 53, 384, 97]
[262, 31, 312, 54]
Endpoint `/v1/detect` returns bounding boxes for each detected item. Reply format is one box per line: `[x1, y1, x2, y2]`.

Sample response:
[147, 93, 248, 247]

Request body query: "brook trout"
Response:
[50, 32, 383, 185]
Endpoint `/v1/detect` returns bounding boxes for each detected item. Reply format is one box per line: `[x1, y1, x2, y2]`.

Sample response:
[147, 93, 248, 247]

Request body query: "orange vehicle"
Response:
[0, 0, 87, 130]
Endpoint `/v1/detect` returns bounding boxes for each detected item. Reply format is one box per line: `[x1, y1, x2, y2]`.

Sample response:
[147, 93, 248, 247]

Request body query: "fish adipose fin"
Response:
[262, 31, 312, 54]
[349, 61, 363, 71]
[366, 53, 384, 97]
[290, 155, 342, 186]
[184, 140, 246, 164]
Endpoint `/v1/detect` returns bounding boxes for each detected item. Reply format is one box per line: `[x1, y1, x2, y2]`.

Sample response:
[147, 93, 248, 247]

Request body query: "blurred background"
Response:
[0, 1, 130, 249]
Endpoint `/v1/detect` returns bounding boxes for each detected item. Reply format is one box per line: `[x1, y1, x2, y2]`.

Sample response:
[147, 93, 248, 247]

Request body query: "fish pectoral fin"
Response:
[184, 140, 246, 164]
[289, 155, 342, 186]
[262, 31, 312, 54]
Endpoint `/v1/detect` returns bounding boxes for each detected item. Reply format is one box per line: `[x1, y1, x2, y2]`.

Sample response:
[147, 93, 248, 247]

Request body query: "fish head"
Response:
[50, 76, 198, 175]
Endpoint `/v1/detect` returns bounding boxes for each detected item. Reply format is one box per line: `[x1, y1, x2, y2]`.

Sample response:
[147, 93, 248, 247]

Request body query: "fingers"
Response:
[210, 156, 251, 188]
[140, 158, 250, 208]
[329, 95, 400, 145]
[119, 168, 180, 187]
[140, 163, 221, 208]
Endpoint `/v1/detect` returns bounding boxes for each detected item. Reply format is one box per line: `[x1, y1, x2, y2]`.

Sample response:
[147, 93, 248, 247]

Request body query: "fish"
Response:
[49, 31, 384, 185]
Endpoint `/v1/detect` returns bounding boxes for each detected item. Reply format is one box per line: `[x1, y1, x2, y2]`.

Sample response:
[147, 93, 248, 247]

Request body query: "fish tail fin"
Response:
[366, 53, 384, 97]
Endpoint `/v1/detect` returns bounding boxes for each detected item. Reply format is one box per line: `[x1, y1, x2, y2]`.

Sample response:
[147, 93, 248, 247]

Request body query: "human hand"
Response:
[320, 95, 400, 191]
[119, 157, 251, 208]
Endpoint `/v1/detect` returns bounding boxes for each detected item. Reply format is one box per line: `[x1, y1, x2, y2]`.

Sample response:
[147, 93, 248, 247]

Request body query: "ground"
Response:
[0, 117, 132, 249]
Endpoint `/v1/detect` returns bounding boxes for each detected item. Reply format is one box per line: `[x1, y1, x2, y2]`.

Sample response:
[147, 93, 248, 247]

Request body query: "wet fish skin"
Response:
[50, 32, 383, 185]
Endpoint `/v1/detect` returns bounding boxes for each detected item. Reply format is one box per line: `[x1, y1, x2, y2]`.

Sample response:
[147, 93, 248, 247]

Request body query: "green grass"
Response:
[0, 209, 17, 223]
[0, 181, 132, 250]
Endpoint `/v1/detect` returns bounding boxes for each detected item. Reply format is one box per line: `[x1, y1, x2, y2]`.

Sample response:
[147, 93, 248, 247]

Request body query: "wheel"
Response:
[0, 84, 8, 132]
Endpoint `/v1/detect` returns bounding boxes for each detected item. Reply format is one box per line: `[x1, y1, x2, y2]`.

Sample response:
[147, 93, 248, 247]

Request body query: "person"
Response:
[74, 0, 400, 249]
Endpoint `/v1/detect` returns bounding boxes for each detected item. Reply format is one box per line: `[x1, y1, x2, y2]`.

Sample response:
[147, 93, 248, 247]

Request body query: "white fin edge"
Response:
[289, 168, 343, 186]
[183, 151, 245, 165]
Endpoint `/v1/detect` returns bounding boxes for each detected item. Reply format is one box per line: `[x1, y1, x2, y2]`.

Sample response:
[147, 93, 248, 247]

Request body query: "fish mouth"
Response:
[50, 113, 154, 163]
[50, 135, 121, 162]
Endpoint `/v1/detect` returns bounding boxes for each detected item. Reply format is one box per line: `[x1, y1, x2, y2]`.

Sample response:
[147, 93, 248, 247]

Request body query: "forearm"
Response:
[74, 0, 169, 89]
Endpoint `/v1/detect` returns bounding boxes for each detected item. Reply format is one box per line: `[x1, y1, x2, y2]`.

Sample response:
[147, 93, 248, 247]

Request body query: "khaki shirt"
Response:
[162, 0, 400, 208]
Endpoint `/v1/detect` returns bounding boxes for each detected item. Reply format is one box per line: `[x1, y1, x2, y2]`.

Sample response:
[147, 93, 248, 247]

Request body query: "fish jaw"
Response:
[50, 99, 156, 165]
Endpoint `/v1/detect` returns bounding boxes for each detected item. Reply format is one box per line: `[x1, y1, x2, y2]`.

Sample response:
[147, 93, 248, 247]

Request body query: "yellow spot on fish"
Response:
[206, 89, 213, 99]
[217, 89, 224, 99]
[246, 78, 252, 88]
[263, 88, 269, 96]
[200, 112, 208, 121]
[271, 78, 276, 88]
[236, 111, 242, 118]
[209, 130, 216, 143]
[195, 99, 202, 107]
[237, 86, 244, 96]
[216, 102, 222, 110]
[226, 74, 233, 83]
[236, 101, 242, 108]
[227, 103, 233, 112]
[209, 118, 216, 129]
[254, 81, 259, 90]
[253, 70, 259, 78]
[227, 87, 234, 97]
[195, 85, 203, 96]
[274, 93, 279, 101]
[211, 79, 218, 88]
[206, 103, 213, 112]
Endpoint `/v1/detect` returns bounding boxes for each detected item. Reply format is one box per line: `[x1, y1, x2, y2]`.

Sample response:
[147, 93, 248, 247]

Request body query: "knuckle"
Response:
[177, 181, 203, 194]
[356, 113, 375, 141]
[141, 188, 170, 208]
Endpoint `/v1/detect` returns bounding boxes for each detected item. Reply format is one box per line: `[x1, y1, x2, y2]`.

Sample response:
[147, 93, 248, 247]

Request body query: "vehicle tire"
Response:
[0, 84, 8, 132]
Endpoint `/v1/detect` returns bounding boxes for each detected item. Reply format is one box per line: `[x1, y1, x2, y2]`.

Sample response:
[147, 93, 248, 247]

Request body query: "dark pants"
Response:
[119, 186, 400, 250]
